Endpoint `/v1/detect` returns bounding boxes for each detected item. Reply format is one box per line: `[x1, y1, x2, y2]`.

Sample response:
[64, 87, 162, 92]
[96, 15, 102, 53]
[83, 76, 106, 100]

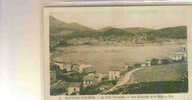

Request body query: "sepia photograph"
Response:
[43, 5, 190, 98]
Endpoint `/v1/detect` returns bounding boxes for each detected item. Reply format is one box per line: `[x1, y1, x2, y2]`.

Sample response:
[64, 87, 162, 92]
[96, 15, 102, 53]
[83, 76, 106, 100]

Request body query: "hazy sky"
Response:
[51, 6, 187, 29]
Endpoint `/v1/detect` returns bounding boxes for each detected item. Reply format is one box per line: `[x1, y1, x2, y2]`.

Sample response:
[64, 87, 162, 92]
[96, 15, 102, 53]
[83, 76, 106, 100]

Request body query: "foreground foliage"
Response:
[106, 80, 188, 94]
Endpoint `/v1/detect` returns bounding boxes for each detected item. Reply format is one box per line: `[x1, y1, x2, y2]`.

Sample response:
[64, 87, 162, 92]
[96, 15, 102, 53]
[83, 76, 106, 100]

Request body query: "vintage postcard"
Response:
[43, 4, 192, 100]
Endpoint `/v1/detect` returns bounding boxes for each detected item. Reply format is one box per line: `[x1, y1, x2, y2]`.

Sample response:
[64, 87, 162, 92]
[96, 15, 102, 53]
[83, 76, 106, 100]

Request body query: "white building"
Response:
[83, 73, 95, 88]
[83, 80, 94, 88]
[170, 45, 187, 61]
[141, 60, 151, 67]
[158, 59, 162, 64]
[146, 60, 151, 66]
[123, 64, 133, 70]
[109, 71, 120, 80]
[96, 72, 107, 81]
[71, 64, 80, 72]
[169, 51, 186, 61]
[55, 62, 64, 69]
[79, 64, 93, 73]
[141, 63, 146, 67]
[108, 67, 121, 80]
[68, 82, 81, 95]
[54, 62, 72, 71]
[83, 73, 101, 88]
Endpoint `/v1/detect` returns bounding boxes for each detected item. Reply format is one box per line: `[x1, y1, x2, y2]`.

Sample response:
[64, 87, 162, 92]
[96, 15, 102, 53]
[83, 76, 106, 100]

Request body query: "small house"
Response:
[71, 64, 94, 73]
[170, 52, 184, 61]
[63, 63, 72, 72]
[123, 64, 133, 70]
[157, 59, 162, 64]
[54, 62, 72, 72]
[83, 73, 98, 88]
[68, 82, 81, 95]
[71, 64, 80, 72]
[146, 60, 151, 66]
[79, 64, 93, 73]
[108, 67, 121, 80]
[55, 62, 64, 70]
[141, 63, 146, 67]
[141, 60, 151, 67]
[123, 65, 129, 70]
[83, 80, 95, 88]
[96, 72, 107, 81]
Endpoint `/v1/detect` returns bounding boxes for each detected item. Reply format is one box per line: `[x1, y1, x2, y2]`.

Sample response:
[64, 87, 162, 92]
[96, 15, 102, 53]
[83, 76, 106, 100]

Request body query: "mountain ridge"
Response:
[50, 16, 94, 33]
[49, 16, 187, 51]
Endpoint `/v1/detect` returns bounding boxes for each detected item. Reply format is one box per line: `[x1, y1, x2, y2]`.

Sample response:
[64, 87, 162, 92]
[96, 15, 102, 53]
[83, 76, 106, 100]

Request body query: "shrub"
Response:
[134, 64, 141, 67]
[151, 58, 159, 65]
[111, 80, 117, 85]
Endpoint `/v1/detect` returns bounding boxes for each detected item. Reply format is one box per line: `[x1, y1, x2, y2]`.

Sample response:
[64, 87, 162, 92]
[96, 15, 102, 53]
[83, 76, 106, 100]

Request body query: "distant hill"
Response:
[49, 16, 187, 51]
[98, 27, 153, 33]
[123, 27, 154, 33]
[99, 26, 117, 32]
[154, 26, 187, 39]
[50, 16, 94, 33]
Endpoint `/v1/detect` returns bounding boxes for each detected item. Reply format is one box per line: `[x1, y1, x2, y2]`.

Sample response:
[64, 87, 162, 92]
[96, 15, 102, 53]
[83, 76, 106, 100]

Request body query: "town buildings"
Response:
[141, 63, 146, 67]
[169, 51, 186, 61]
[108, 67, 121, 80]
[169, 45, 187, 61]
[96, 72, 107, 81]
[83, 73, 97, 87]
[146, 60, 151, 66]
[54, 62, 64, 70]
[54, 62, 72, 72]
[71, 63, 94, 73]
[78, 64, 93, 73]
[157, 59, 162, 64]
[71, 64, 80, 72]
[170, 54, 183, 61]
[68, 82, 81, 95]
[141, 60, 151, 67]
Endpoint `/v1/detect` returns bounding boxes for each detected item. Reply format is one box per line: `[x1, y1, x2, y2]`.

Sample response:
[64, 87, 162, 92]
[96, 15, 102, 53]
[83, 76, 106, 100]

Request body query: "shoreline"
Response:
[54, 40, 186, 49]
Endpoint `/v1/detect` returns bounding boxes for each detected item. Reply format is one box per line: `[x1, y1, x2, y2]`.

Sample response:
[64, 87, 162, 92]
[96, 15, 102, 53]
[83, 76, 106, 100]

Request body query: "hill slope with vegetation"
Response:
[50, 16, 187, 52]
[106, 62, 188, 94]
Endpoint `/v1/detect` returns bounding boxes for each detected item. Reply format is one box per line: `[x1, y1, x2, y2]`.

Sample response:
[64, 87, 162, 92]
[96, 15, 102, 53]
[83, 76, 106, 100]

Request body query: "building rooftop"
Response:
[83, 73, 97, 80]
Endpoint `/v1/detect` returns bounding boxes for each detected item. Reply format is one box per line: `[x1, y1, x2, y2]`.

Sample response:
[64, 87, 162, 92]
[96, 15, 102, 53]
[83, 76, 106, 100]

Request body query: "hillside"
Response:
[129, 62, 187, 83]
[49, 16, 187, 51]
[123, 27, 154, 33]
[106, 62, 188, 94]
[50, 16, 93, 33]
[107, 81, 188, 94]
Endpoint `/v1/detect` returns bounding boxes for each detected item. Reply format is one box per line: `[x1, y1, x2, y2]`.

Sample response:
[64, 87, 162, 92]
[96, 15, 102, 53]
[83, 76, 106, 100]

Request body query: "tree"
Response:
[71, 92, 78, 95]
[62, 69, 67, 73]
[151, 58, 159, 65]
[50, 64, 60, 71]
[111, 80, 117, 85]
[134, 64, 141, 67]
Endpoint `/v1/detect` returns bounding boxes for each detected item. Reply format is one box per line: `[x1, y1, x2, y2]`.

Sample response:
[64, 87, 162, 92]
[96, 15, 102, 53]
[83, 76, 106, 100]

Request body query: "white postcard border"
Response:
[41, 2, 192, 100]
